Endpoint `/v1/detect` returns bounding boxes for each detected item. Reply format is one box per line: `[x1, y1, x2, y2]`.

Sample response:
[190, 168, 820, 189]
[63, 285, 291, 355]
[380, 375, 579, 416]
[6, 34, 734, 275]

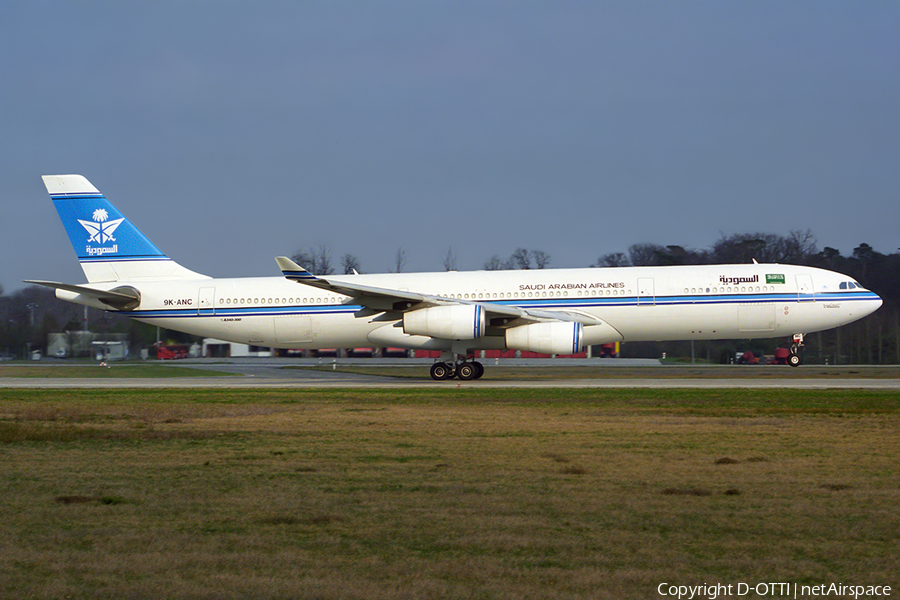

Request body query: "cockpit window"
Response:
[841, 281, 863, 290]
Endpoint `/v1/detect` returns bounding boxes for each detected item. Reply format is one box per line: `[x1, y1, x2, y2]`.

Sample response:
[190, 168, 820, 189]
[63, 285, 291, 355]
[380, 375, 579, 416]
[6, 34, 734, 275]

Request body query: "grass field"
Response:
[1, 388, 897, 599]
[0, 364, 239, 379]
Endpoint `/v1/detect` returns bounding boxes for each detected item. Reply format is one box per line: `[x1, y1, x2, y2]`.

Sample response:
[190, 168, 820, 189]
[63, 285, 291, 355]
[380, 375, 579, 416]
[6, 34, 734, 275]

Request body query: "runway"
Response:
[2, 358, 899, 389]
[3, 378, 898, 389]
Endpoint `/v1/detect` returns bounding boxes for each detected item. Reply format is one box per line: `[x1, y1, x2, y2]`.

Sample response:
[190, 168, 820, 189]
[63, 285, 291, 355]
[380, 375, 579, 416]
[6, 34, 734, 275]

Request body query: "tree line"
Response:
[291, 245, 555, 275]
[1, 230, 896, 362]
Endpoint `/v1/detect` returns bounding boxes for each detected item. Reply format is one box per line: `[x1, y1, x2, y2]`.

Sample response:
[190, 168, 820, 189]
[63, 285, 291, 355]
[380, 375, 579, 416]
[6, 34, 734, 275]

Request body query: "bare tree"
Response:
[628, 243, 667, 266]
[291, 245, 334, 275]
[511, 248, 532, 270]
[341, 254, 361, 274]
[484, 255, 508, 270]
[393, 247, 407, 273]
[441, 247, 457, 271]
[596, 252, 629, 267]
[781, 229, 818, 263]
[485, 249, 549, 270]
[710, 230, 817, 264]
[532, 250, 551, 269]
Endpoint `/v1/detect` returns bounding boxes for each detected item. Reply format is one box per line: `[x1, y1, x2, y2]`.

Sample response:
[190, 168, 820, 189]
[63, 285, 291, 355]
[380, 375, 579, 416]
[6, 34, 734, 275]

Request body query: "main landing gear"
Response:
[430, 358, 485, 381]
[788, 333, 805, 367]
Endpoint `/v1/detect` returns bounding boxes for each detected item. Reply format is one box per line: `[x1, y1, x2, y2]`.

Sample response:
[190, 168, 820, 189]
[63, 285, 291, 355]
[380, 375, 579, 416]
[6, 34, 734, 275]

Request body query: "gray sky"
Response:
[3, 1, 898, 290]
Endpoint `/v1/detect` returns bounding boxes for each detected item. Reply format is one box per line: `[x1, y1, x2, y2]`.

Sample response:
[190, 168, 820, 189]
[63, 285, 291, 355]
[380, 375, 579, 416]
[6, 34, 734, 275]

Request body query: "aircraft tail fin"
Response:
[44, 175, 208, 283]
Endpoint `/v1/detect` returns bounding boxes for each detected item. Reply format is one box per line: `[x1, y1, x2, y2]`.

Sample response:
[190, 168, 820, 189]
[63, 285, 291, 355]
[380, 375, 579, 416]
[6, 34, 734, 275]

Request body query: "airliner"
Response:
[29, 175, 882, 380]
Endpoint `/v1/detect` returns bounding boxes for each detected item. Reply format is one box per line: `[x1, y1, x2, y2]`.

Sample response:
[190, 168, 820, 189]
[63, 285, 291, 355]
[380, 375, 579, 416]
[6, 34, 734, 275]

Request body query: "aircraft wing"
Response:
[275, 257, 603, 327]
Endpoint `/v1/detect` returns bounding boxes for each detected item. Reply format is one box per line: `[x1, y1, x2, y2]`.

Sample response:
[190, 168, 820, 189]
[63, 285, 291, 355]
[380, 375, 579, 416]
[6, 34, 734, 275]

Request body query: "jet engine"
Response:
[505, 322, 584, 355]
[403, 304, 485, 340]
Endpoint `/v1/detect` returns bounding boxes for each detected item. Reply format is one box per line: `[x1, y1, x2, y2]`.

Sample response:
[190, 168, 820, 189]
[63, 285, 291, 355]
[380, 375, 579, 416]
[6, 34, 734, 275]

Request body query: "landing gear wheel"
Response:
[430, 362, 453, 380]
[457, 362, 477, 380]
[472, 361, 484, 379]
[788, 353, 802, 367]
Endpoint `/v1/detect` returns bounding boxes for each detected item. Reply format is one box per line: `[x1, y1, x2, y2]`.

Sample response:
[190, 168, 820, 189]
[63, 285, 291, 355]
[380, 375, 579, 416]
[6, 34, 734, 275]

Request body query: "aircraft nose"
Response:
[864, 291, 883, 317]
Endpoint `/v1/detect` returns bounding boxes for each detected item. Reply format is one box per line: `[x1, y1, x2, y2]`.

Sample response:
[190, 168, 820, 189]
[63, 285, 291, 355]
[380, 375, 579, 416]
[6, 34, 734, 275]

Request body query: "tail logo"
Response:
[77, 208, 125, 256]
[78, 209, 124, 245]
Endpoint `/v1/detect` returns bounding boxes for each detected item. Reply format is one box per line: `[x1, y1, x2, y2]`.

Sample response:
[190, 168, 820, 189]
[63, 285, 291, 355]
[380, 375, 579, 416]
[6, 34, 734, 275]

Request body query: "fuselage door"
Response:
[637, 278, 655, 305]
[199, 287, 216, 315]
[796, 274, 814, 302]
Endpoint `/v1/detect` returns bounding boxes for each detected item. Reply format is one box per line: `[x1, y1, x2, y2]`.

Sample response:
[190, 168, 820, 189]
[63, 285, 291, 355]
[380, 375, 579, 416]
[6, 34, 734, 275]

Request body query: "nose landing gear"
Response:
[788, 333, 805, 367]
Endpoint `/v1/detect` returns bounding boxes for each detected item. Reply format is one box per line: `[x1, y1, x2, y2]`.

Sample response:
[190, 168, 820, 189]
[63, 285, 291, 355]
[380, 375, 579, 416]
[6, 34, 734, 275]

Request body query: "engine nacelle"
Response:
[505, 322, 584, 355]
[403, 304, 486, 340]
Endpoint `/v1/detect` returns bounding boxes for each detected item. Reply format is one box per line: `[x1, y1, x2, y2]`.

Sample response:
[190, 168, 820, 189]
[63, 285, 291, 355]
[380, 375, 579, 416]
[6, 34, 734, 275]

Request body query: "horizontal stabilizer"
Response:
[24, 280, 141, 310]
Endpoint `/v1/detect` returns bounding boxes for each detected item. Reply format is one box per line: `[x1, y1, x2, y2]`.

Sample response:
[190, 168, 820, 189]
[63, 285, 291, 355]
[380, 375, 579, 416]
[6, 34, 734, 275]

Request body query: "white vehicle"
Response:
[30, 175, 882, 379]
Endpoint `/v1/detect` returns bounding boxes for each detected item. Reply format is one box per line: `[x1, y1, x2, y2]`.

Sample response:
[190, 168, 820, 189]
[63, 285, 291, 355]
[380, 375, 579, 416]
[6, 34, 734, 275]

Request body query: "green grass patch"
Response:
[4, 385, 897, 414]
[0, 388, 897, 598]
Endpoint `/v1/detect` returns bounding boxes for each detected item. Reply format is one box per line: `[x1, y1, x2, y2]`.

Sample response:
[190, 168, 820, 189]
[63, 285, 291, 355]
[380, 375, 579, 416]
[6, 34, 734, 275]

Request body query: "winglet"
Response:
[275, 256, 318, 282]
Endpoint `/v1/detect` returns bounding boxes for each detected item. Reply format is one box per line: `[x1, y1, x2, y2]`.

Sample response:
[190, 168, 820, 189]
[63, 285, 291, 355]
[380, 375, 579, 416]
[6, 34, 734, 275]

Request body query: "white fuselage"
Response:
[57, 263, 883, 351]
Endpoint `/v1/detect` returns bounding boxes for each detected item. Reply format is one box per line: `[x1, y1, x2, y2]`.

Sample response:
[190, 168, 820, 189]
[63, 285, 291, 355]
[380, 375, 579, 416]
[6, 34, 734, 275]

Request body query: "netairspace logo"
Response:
[657, 582, 892, 599]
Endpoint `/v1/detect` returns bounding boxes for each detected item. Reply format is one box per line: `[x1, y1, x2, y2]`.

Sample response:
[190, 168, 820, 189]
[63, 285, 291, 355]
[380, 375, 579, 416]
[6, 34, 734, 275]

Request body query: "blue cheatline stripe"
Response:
[80, 256, 173, 263]
[130, 304, 363, 319]
[494, 291, 879, 311]
[122, 290, 879, 321]
[50, 193, 104, 200]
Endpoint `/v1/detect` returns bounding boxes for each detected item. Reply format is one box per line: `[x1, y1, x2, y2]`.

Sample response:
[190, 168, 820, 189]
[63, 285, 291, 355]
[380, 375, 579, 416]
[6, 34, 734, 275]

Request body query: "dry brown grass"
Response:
[0, 388, 897, 599]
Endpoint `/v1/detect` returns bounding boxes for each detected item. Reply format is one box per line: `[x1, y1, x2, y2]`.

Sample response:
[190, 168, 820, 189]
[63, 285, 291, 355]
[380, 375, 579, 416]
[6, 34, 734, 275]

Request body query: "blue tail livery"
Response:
[43, 175, 206, 282]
